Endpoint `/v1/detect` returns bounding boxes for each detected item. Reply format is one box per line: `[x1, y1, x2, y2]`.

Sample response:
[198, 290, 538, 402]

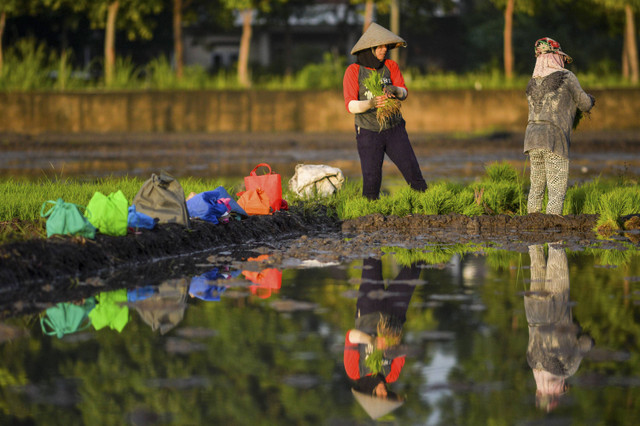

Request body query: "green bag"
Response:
[85, 190, 129, 236]
[40, 198, 97, 239]
[40, 301, 94, 339]
[133, 172, 190, 228]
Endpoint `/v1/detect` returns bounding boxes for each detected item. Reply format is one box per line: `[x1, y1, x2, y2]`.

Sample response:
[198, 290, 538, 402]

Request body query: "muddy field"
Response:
[2, 207, 639, 320]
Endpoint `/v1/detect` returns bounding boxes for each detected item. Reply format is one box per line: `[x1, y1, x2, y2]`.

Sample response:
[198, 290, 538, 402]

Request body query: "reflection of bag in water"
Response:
[40, 299, 95, 339]
[189, 268, 241, 301]
[131, 279, 188, 335]
[243, 268, 282, 299]
[288, 164, 345, 198]
[89, 289, 130, 333]
[133, 172, 190, 228]
[40, 198, 96, 239]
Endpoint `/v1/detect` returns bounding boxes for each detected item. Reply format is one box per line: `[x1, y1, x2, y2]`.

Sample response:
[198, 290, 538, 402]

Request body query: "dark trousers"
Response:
[356, 120, 427, 200]
[356, 258, 418, 323]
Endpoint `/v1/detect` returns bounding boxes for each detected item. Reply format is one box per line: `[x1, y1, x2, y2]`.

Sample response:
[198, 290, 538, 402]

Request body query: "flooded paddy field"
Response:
[1, 130, 640, 424]
[1, 214, 639, 425]
[2, 130, 640, 184]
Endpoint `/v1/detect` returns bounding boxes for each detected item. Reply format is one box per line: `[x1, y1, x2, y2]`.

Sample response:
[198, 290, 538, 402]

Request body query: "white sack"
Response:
[288, 164, 345, 198]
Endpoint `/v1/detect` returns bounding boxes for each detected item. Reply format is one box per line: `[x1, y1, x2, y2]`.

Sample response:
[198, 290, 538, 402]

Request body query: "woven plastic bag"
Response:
[133, 172, 190, 228]
[40, 198, 96, 239]
[288, 164, 345, 198]
[85, 190, 129, 236]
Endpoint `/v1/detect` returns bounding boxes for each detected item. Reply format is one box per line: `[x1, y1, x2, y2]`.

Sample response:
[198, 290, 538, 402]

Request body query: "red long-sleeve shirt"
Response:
[343, 330, 405, 383]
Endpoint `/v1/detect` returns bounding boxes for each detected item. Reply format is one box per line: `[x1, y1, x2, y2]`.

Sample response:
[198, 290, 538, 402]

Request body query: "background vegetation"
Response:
[0, 0, 638, 90]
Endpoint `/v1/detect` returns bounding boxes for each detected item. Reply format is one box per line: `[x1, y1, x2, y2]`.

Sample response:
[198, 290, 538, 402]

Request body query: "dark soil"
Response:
[2, 207, 640, 320]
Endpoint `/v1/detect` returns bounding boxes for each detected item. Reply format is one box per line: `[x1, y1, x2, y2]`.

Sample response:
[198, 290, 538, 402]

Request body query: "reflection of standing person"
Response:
[525, 244, 594, 412]
[344, 258, 419, 419]
[524, 37, 595, 215]
[343, 22, 427, 200]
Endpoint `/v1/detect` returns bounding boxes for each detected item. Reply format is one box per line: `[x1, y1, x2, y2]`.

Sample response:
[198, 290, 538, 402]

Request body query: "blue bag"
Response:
[128, 205, 156, 230]
[210, 186, 247, 217]
[186, 191, 231, 224]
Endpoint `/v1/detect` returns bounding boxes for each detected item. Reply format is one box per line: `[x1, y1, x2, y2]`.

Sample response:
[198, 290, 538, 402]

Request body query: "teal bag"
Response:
[40, 301, 94, 339]
[40, 198, 96, 239]
[85, 190, 129, 236]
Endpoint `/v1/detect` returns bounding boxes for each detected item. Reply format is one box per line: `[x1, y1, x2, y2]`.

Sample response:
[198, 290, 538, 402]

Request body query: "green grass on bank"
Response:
[0, 39, 636, 92]
[2, 162, 640, 244]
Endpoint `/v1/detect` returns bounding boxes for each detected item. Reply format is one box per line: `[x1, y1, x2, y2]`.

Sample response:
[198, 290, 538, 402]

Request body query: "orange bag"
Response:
[237, 188, 271, 215]
[244, 163, 283, 212]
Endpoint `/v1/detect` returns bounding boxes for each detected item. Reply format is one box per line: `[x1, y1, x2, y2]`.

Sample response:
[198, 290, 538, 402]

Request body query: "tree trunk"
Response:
[504, 0, 514, 80]
[390, 0, 400, 63]
[623, 26, 629, 80]
[363, 0, 374, 33]
[625, 3, 639, 84]
[0, 11, 5, 73]
[173, 0, 183, 80]
[104, 1, 120, 86]
[238, 8, 252, 88]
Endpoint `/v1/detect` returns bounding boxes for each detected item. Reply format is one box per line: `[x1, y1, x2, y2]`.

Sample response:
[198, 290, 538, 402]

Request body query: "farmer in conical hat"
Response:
[524, 37, 595, 215]
[343, 22, 427, 200]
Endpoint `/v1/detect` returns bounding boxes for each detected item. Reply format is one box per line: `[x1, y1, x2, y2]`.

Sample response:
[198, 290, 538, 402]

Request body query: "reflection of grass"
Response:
[383, 244, 479, 266]
[586, 245, 635, 267]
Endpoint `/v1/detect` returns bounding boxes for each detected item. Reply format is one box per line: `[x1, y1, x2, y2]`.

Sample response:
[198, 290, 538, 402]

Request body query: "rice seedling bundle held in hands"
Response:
[362, 70, 401, 129]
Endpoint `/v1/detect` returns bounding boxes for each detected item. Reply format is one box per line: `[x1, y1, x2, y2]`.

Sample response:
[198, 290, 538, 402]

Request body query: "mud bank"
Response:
[1, 210, 639, 319]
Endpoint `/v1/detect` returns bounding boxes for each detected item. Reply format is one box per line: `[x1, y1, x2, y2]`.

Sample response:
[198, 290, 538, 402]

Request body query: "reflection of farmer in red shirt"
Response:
[344, 257, 419, 414]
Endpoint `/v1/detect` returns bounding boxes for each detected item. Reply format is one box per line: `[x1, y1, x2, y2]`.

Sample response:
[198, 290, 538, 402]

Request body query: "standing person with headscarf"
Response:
[524, 37, 595, 215]
[343, 22, 428, 200]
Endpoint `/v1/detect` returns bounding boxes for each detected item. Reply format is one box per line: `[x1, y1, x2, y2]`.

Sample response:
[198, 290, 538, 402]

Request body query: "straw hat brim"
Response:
[351, 389, 404, 419]
[350, 22, 407, 55]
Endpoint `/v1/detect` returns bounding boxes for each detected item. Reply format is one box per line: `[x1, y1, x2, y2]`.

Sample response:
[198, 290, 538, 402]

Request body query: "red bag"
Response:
[237, 188, 271, 215]
[244, 163, 283, 212]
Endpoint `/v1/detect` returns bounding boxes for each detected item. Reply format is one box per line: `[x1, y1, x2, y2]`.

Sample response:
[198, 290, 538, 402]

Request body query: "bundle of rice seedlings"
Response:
[377, 315, 402, 348]
[362, 70, 401, 129]
[365, 349, 384, 374]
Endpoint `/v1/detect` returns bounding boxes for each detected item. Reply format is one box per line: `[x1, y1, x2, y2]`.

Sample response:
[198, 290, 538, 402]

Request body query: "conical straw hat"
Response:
[350, 22, 407, 55]
[351, 389, 404, 419]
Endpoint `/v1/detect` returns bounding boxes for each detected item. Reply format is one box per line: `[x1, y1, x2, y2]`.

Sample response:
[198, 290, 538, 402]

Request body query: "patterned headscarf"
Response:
[534, 37, 572, 63]
[532, 38, 572, 78]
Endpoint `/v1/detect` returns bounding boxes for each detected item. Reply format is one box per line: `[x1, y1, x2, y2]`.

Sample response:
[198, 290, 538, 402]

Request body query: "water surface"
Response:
[1, 243, 639, 424]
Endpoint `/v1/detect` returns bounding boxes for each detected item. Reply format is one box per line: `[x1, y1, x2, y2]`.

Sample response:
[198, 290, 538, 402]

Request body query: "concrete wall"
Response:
[0, 89, 637, 134]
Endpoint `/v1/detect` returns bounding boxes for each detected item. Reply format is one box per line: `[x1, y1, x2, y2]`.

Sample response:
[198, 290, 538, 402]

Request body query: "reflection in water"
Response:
[129, 279, 189, 335]
[1, 246, 639, 424]
[242, 255, 283, 299]
[40, 299, 95, 339]
[525, 244, 594, 412]
[344, 258, 419, 420]
[188, 267, 240, 301]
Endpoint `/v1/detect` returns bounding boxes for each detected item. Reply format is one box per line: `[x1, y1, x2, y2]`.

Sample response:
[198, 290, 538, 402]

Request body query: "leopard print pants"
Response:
[527, 149, 569, 215]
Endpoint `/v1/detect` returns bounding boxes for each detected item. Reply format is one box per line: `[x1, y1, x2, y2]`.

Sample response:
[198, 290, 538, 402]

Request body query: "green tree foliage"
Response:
[591, 0, 640, 83]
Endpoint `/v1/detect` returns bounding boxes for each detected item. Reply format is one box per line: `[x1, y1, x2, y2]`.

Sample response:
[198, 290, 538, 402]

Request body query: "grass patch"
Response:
[3, 162, 640, 242]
